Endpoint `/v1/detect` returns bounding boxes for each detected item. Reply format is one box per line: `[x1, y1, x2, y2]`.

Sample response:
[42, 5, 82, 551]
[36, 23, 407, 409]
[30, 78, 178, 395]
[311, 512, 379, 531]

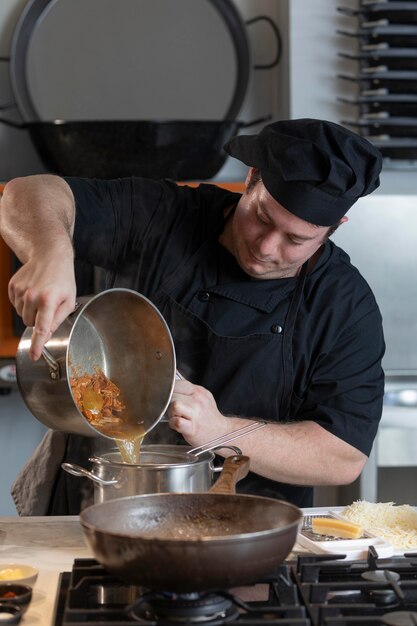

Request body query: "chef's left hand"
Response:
[167, 379, 229, 447]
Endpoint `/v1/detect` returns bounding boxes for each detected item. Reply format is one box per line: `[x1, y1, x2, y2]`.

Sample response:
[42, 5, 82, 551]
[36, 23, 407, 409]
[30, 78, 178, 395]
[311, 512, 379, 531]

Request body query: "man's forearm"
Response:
[0, 174, 75, 262]
[222, 417, 367, 487]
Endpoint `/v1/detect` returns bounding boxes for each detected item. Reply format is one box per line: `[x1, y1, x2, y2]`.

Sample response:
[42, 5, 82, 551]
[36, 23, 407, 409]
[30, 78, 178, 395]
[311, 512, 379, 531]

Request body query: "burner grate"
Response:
[54, 554, 417, 626]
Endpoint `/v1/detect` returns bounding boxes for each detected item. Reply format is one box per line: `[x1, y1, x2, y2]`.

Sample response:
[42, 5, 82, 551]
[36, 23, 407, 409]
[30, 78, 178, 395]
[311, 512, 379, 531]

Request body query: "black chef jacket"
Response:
[63, 176, 385, 508]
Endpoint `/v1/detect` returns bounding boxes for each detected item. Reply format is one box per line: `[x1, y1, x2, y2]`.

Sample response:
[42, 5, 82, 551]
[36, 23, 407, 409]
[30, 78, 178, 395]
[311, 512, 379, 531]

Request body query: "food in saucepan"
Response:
[70, 367, 126, 428]
[70, 368, 146, 463]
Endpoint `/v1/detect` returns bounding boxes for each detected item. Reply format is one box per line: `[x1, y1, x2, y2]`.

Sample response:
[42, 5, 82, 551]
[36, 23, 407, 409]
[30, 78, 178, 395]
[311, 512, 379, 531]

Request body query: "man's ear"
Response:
[339, 216, 349, 225]
[245, 167, 256, 188]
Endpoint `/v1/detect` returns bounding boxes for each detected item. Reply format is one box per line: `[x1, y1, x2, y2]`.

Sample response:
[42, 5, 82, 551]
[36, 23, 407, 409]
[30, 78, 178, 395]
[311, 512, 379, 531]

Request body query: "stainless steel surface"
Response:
[61, 444, 244, 502]
[188, 420, 267, 455]
[16, 288, 176, 438]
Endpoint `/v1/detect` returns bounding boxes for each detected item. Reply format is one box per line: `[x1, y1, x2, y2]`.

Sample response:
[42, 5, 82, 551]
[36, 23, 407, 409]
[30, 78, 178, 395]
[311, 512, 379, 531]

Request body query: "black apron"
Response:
[48, 234, 313, 513]
[150, 238, 313, 508]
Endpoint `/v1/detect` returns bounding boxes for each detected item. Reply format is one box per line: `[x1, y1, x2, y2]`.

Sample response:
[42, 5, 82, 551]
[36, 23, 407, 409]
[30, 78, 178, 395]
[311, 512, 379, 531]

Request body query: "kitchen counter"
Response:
[0, 514, 313, 625]
[0, 515, 92, 625]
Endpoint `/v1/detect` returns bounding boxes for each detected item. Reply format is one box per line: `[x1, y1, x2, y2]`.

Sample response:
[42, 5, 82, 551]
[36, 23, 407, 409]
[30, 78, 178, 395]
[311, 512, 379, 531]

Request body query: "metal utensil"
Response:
[189, 420, 267, 456]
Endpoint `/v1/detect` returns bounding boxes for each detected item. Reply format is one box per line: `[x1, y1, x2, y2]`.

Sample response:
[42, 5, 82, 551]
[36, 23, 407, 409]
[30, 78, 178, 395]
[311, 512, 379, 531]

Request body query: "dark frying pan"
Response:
[343, 116, 417, 138]
[80, 455, 302, 592]
[0, 117, 268, 179]
[339, 49, 417, 72]
[338, 3, 417, 24]
[338, 26, 417, 47]
[339, 94, 417, 117]
[339, 71, 417, 94]
[364, 137, 417, 160]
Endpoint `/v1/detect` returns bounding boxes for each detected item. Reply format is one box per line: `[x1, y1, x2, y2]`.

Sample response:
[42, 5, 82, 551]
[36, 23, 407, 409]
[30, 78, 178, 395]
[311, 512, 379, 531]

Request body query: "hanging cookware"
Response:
[339, 70, 417, 94]
[338, 3, 417, 25]
[361, 136, 417, 160]
[339, 49, 417, 71]
[339, 93, 417, 116]
[80, 454, 303, 592]
[343, 116, 417, 138]
[338, 25, 417, 47]
[0, 0, 281, 180]
[16, 288, 176, 439]
[0, 117, 269, 180]
[62, 422, 266, 501]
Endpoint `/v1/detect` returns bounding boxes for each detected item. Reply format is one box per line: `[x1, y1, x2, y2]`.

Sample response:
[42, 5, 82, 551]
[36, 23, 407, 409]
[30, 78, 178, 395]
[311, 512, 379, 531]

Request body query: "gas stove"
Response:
[54, 550, 417, 626]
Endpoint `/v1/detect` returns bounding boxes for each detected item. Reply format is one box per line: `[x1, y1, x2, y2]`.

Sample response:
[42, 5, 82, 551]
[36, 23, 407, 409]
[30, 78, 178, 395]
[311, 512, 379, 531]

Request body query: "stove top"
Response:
[54, 549, 417, 626]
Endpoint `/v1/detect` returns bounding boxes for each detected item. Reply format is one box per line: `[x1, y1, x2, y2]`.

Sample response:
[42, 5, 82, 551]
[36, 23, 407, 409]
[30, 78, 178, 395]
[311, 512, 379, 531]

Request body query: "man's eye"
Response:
[288, 237, 303, 245]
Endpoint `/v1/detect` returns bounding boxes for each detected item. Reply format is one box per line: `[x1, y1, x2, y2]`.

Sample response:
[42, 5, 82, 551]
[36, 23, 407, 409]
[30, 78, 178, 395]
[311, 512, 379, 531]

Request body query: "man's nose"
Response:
[257, 231, 281, 257]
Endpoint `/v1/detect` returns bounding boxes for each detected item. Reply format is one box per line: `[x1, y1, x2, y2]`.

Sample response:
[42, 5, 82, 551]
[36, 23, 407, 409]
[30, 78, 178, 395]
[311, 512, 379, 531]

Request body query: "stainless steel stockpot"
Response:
[62, 444, 241, 502]
[15, 288, 176, 438]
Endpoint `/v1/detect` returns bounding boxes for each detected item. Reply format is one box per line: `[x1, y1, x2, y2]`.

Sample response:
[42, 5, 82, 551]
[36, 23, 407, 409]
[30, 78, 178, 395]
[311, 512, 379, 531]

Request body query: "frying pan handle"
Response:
[208, 454, 250, 494]
[246, 16, 282, 69]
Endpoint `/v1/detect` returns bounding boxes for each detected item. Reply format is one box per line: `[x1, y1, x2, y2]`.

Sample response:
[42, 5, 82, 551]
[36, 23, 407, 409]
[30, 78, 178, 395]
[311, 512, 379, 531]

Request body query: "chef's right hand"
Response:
[8, 253, 76, 361]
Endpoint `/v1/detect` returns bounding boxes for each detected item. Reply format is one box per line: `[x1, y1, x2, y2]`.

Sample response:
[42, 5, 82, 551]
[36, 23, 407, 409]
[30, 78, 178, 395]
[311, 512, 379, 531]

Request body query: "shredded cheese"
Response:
[341, 501, 417, 550]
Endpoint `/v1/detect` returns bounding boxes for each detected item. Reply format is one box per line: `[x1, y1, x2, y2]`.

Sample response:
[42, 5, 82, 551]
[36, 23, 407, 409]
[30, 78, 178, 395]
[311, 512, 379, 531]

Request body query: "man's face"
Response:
[222, 174, 332, 280]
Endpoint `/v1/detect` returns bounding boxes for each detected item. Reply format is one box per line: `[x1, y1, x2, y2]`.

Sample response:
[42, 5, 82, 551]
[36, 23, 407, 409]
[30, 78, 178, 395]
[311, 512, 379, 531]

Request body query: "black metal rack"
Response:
[337, 1, 417, 166]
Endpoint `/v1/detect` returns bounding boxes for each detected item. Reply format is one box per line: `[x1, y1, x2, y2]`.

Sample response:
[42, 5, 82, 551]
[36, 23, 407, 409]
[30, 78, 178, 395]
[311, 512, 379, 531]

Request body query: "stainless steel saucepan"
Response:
[16, 288, 176, 438]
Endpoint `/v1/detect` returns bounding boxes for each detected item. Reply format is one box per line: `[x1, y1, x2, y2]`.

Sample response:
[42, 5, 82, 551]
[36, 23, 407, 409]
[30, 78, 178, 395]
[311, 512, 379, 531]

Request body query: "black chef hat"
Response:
[224, 118, 382, 226]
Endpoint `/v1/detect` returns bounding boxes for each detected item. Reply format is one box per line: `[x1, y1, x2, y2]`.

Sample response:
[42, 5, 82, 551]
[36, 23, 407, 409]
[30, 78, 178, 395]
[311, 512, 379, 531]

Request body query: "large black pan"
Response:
[0, 117, 268, 179]
[80, 455, 302, 592]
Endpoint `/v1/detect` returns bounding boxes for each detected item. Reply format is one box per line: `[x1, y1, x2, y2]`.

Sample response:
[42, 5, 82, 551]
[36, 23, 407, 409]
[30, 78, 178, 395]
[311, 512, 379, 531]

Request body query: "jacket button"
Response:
[271, 324, 283, 334]
[198, 291, 210, 302]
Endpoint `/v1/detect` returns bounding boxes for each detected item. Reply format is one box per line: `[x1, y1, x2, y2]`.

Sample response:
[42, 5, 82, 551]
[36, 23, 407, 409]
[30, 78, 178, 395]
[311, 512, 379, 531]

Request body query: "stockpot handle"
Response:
[211, 445, 243, 473]
[61, 462, 118, 486]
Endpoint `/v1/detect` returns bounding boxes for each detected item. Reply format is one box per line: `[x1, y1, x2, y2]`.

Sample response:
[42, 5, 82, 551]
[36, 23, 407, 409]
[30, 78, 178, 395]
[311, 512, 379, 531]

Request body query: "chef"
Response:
[0, 118, 385, 514]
